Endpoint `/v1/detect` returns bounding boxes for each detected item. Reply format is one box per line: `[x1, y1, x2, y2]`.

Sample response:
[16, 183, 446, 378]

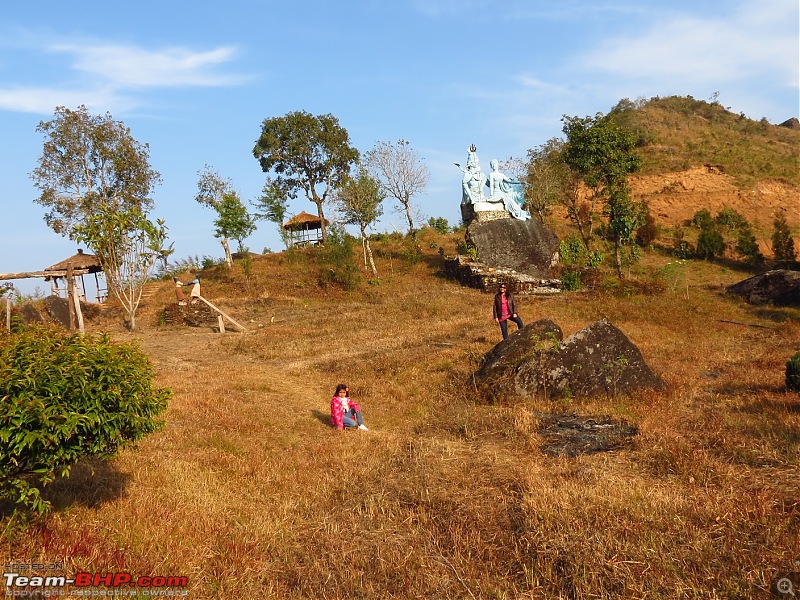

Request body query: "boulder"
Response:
[473, 318, 666, 402]
[726, 270, 800, 307]
[472, 319, 563, 402]
[467, 218, 560, 278]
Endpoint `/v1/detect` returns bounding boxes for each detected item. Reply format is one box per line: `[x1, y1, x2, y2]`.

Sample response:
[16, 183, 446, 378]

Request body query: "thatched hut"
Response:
[282, 211, 328, 246]
[45, 249, 106, 303]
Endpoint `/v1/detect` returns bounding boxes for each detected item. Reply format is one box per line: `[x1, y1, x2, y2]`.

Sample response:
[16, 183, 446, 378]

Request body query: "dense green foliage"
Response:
[561, 113, 644, 277]
[253, 111, 359, 243]
[772, 211, 797, 263]
[0, 326, 171, 512]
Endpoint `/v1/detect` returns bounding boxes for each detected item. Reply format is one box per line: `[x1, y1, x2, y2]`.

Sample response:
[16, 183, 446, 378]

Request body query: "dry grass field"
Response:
[2, 225, 798, 599]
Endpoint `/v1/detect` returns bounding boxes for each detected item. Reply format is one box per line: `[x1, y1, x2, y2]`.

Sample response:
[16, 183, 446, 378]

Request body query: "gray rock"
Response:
[468, 218, 560, 278]
[726, 269, 800, 307]
[473, 318, 666, 402]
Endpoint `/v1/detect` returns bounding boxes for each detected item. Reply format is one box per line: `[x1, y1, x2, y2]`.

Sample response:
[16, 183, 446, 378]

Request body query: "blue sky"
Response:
[1, 0, 797, 295]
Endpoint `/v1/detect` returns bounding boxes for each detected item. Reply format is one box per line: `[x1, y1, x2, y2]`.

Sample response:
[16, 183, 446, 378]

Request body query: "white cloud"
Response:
[581, 2, 798, 87]
[0, 85, 136, 115]
[51, 44, 249, 88]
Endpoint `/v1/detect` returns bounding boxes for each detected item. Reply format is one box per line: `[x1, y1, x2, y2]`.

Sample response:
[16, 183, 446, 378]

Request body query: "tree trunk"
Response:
[221, 238, 233, 269]
[314, 199, 327, 243]
[362, 225, 378, 279]
[614, 237, 624, 279]
[403, 202, 416, 241]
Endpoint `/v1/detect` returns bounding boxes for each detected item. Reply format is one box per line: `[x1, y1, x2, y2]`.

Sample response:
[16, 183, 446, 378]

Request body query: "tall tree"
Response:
[31, 105, 165, 328]
[31, 105, 161, 245]
[195, 166, 255, 267]
[772, 210, 797, 263]
[253, 111, 359, 243]
[561, 113, 643, 277]
[365, 140, 430, 241]
[335, 168, 385, 279]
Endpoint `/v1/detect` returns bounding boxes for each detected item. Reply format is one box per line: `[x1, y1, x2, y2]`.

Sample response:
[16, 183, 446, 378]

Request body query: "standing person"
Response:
[185, 276, 201, 304]
[330, 384, 368, 431]
[493, 282, 524, 340]
[173, 277, 187, 305]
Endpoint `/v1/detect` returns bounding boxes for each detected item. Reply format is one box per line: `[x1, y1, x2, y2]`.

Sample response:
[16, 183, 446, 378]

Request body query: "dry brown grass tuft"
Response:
[2, 231, 798, 598]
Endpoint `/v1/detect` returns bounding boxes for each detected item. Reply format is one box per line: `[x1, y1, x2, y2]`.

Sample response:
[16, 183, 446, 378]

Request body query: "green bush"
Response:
[697, 225, 726, 259]
[318, 224, 361, 290]
[0, 325, 171, 512]
[787, 352, 800, 393]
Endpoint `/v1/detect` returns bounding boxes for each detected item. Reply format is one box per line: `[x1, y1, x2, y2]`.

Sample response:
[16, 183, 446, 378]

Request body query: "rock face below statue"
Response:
[467, 216, 560, 278]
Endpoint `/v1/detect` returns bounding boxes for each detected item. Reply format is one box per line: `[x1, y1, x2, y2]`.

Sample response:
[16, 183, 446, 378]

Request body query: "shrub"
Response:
[0, 325, 171, 512]
[772, 211, 797, 263]
[635, 208, 659, 247]
[697, 225, 726, 259]
[735, 224, 764, 265]
[318, 224, 361, 290]
[787, 352, 800, 393]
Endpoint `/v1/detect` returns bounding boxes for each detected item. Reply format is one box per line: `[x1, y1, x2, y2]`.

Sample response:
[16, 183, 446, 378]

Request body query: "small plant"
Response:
[787, 352, 800, 393]
[561, 269, 581, 291]
[604, 354, 629, 397]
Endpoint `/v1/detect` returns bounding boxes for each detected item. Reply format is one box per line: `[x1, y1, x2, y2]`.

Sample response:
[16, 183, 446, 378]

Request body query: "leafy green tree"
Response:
[696, 223, 726, 259]
[31, 105, 163, 296]
[427, 217, 451, 235]
[561, 113, 644, 277]
[253, 111, 359, 244]
[252, 178, 291, 249]
[335, 168, 385, 279]
[74, 208, 167, 330]
[0, 325, 170, 513]
[195, 166, 255, 267]
[735, 224, 764, 265]
[365, 140, 430, 242]
[31, 105, 161, 237]
[772, 210, 797, 263]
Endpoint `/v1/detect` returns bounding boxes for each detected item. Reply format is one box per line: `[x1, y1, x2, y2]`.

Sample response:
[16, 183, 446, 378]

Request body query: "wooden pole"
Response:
[5, 298, 10, 332]
[72, 285, 85, 334]
[66, 265, 75, 331]
[218, 315, 226, 334]
[195, 296, 246, 332]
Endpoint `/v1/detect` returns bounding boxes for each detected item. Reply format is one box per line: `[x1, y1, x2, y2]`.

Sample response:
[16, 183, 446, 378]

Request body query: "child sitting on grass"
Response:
[330, 384, 368, 431]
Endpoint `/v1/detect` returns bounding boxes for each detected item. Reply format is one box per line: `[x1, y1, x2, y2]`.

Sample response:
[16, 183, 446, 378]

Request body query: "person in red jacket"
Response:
[493, 282, 524, 339]
[330, 384, 368, 431]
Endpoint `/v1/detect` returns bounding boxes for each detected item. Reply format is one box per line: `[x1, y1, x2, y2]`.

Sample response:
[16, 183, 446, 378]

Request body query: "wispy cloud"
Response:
[51, 44, 249, 88]
[0, 37, 250, 115]
[581, 1, 798, 87]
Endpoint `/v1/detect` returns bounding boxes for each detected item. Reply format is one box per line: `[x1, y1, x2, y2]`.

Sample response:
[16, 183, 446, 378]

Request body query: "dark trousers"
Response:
[499, 316, 524, 339]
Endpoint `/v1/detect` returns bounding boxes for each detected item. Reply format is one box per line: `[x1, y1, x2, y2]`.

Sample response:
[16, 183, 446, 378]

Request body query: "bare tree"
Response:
[365, 140, 430, 241]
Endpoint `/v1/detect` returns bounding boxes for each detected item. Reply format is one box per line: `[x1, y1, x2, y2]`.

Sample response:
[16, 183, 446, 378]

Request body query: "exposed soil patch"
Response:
[536, 412, 638, 457]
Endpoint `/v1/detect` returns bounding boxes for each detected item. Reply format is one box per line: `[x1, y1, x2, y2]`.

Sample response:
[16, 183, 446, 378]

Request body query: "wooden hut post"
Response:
[66, 265, 76, 331]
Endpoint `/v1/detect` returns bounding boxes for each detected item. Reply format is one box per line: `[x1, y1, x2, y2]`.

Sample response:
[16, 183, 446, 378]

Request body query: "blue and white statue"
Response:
[487, 159, 530, 220]
[455, 145, 530, 220]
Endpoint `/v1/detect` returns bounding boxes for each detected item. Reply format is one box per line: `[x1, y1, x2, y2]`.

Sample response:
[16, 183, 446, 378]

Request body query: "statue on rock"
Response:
[455, 145, 529, 220]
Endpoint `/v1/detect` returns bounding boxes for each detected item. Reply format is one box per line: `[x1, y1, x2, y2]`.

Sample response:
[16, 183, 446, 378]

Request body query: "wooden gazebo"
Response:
[44, 249, 106, 303]
[282, 211, 329, 246]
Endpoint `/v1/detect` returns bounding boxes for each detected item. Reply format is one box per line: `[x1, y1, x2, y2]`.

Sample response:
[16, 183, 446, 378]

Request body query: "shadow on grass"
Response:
[736, 394, 800, 415]
[311, 409, 334, 428]
[0, 458, 131, 518]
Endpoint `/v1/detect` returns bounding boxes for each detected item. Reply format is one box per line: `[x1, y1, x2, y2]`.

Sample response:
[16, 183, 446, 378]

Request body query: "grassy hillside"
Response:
[2, 231, 798, 598]
[610, 95, 800, 188]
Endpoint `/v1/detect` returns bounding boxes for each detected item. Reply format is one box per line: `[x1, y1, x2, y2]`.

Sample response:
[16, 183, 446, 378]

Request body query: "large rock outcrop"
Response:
[468, 218, 560, 278]
[726, 269, 800, 307]
[473, 318, 666, 403]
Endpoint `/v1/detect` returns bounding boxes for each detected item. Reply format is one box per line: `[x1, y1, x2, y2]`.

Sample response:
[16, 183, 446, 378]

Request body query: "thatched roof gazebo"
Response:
[44, 249, 106, 303]
[282, 211, 329, 246]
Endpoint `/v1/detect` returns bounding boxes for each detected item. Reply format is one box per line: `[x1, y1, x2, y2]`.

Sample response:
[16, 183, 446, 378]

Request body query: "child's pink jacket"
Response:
[330, 396, 361, 430]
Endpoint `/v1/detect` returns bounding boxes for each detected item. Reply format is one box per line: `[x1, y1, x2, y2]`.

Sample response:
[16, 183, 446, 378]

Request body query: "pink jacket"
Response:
[330, 395, 361, 430]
